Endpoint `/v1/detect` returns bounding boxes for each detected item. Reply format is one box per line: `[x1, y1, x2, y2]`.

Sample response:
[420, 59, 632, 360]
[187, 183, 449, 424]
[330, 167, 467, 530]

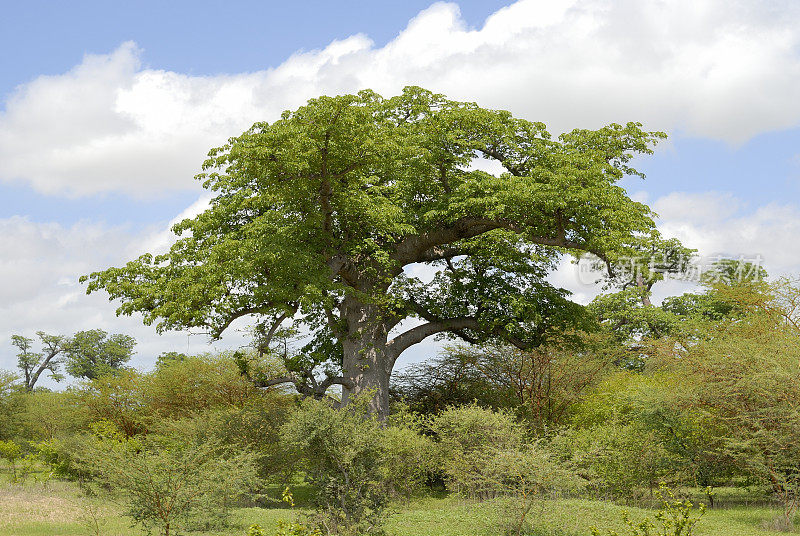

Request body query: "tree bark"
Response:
[340, 298, 392, 419]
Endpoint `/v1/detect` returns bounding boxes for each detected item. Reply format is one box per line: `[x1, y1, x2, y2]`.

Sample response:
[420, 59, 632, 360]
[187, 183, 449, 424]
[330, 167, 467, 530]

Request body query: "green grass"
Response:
[0, 476, 796, 536]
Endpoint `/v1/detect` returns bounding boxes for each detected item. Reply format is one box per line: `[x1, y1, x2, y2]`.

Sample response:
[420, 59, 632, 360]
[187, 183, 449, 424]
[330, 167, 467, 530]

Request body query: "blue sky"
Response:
[0, 0, 509, 228]
[2, 0, 800, 377]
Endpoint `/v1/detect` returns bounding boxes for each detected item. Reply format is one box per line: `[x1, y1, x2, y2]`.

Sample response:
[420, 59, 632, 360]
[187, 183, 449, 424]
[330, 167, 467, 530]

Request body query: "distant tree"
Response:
[393, 337, 612, 429]
[83, 86, 668, 418]
[64, 329, 136, 380]
[672, 280, 800, 526]
[155, 351, 189, 369]
[588, 235, 694, 341]
[590, 258, 766, 369]
[700, 257, 768, 286]
[391, 345, 516, 414]
[11, 331, 67, 391]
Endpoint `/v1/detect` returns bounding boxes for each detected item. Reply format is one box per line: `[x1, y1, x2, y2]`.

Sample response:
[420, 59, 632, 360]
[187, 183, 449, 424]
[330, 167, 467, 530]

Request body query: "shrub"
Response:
[381, 409, 436, 498]
[431, 403, 523, 454]
[78, 369, 149, 437]
[0, 371, 22, 440]
[430, 404, 524, 498]
[19, 389, 91, 441]
[0, 439, 22, 482]
[429, 405, 583, 534]
[33, 437, 85, 481]
[488, 445, 586, 536]
[86, 425, 258, 535]
[281, 396, 388, 535]
[152, 392, 297, 486]
[549, 420, 675, 500]
[76, 353, 280, 439]
[145, 353, 262, 418]
[591, 484, 706, 536]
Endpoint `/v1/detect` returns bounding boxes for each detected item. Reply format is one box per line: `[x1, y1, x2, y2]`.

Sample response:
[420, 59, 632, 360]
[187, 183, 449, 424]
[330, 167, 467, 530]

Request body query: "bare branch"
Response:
[253, 373, 354, 398]
[386, 317, 482, 360]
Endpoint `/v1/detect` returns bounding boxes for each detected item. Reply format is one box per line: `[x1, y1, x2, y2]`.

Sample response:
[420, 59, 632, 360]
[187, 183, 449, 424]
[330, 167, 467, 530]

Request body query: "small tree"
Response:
[0, 439, 22, 482]
[11, 331, 66, 391]
[87, 425, 257, 536]
[64, 329, 136, 380]
[430, 404, 524, 499]
[282, 396, 389, 535]
[665, 277, 800, 526]
[488, 446, 584, 536]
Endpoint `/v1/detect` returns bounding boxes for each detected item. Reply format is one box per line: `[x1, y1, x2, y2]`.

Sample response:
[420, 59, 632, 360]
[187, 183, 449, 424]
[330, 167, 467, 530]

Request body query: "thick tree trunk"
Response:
[340, 299, 392, 420]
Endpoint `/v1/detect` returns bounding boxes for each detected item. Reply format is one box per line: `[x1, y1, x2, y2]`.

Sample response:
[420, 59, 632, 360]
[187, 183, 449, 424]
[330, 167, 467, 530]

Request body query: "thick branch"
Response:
[28, 349, 61, 391]
[417, 246, 466, 263]
[386, 317, 483, 361]
[477, 147, 525, 176]
[252, 305, 299, 355]
[253, 374, 354, 399]
[388, 297, 540, 362]
[211, 306, 271, 340]
[392, 216, 585, 267]
[26, 333, 65, 391]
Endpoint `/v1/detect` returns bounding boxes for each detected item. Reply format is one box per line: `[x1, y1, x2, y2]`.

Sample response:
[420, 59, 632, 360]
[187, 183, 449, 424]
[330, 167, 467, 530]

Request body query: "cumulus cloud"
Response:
[550, 190, 800, 306]
[0, 214, 249, 378]
[654, 192, 800, 276]
[1, 0, 800, 196]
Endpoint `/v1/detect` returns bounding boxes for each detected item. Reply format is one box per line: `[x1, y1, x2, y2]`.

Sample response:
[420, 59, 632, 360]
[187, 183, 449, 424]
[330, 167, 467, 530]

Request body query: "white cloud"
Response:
[652, 192, 742, 224]
[134, 195, 212, 255]
[0, 210, 249, 381]
[1, 1, 800, 196]
[655, 193, 800, 277]
[548, 190, 800, 306]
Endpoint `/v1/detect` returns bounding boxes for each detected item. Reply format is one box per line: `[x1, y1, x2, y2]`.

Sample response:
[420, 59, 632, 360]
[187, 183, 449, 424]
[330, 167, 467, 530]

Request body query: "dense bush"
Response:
[2, 275, 799, 535]
[19, 389, 90, 441]
[429, 404, 524, 498]
[0, 371, 23, 440]
[393, 340, 613, 430]
[145, 352, 263, 417]
[152, 394, 296, 484]
[549, 419, 675, 501]
[282, 396, 389, 535]
[78, 369, 149, 437]
[85, 421, 259, 535]
[382, 409, 437, 499]
[74, 353, 292, 435]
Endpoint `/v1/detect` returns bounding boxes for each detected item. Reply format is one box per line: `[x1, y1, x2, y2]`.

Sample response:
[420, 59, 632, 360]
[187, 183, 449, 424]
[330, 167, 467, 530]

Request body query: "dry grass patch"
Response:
[0, 484, 82, 525]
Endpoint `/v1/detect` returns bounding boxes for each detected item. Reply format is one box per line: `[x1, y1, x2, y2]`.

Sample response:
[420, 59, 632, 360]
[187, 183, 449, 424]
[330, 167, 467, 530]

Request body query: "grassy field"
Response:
[0, 477, 795, 536]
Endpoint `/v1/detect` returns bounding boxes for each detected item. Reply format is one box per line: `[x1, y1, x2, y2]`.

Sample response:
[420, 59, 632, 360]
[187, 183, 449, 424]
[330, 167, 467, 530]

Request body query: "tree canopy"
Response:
[11, 331, 66, 391]
[84, 86, 667, 417]
[64, 329, 136, 380]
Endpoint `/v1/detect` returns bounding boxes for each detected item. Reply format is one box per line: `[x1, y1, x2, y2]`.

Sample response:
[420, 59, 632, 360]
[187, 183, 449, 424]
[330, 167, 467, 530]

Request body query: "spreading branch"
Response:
[391, 216, 586, 268]
[253, 373, 354, 399]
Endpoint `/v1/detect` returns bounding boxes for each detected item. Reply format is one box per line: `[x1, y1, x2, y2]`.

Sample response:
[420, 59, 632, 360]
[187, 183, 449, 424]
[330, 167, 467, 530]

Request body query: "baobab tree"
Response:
[84, 87, 666, 418]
